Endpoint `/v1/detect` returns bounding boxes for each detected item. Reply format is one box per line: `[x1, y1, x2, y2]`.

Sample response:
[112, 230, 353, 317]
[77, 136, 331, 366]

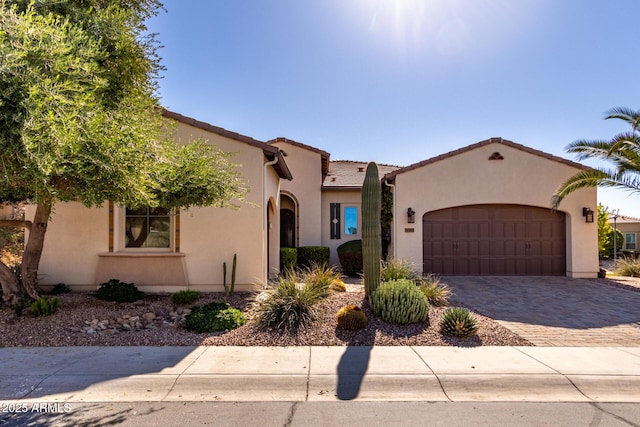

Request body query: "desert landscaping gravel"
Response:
[0, 286, 531, 347]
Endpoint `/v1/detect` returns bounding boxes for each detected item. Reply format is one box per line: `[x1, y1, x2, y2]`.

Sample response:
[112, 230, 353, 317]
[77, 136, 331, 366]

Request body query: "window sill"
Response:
[99, 252, 186, 257]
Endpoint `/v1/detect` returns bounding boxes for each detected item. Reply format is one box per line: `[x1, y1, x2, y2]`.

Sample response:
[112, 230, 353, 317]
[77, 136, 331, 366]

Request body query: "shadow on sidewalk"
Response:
[334, 298, 376, 400]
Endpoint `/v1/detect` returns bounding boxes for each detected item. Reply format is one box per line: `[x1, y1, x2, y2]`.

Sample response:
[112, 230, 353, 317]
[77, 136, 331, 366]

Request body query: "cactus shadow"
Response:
[335, 345, 372, 400]
[334, 299, 376, 400]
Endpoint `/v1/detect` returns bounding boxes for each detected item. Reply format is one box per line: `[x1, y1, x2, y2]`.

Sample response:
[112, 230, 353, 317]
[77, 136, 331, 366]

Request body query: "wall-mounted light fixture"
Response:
[407, 208, 415, 224]
[582, 207, 594, 223]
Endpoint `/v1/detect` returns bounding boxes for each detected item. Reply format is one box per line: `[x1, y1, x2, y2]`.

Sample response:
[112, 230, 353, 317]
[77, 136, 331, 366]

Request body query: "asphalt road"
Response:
[2, 402, 639, 427]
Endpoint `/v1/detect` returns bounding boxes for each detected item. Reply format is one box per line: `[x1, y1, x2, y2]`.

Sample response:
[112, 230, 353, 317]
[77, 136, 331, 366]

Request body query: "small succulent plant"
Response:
[440, 307, 478, 337]
[336, 304, 367, 330]
[370, 279, 429, 325]
[329, 279, 347, 293]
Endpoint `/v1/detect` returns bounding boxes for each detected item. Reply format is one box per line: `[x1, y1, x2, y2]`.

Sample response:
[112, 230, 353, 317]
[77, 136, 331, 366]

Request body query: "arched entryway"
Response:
[423, 204, 566, 275]
[280, 193, 297, 248]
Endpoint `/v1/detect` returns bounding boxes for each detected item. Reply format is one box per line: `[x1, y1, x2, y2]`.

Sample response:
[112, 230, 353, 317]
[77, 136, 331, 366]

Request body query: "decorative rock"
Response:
[183, 308, 192, 316]
[122, 323, 132, 330]
[86, 328, 96, 334]
[142, 312, 156, 321]
[129, 316, 140, 322]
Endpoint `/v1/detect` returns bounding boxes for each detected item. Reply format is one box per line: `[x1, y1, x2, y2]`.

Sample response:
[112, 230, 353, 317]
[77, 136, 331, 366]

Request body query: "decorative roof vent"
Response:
[331, 177, 336, 182]
[357, 166, 365, 172]
[489, 152, 504, 160]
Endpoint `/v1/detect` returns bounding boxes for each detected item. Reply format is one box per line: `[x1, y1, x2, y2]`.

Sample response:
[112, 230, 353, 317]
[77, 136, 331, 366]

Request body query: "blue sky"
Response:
[147, 0, 640, 217]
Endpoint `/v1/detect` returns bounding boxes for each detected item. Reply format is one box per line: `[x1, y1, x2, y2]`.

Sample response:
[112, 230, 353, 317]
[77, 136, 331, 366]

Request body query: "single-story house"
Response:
[609, 215, 640, 257]
[27, 111, 292, 292]
[27, 111, 599, 292]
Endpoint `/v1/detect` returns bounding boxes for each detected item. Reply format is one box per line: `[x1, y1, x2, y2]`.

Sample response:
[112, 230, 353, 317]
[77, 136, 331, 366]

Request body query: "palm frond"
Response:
[551, 168, 640, 209]
[608, 131, 640, 154]
[605, 107, 640, 132]
[565, 139, 618, 161]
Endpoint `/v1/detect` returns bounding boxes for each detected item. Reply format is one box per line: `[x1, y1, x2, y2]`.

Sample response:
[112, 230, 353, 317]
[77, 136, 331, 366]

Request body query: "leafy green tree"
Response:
[552, 107, 640, 208]
[598, 204, 623, 259]
[0, 1, 247, 304]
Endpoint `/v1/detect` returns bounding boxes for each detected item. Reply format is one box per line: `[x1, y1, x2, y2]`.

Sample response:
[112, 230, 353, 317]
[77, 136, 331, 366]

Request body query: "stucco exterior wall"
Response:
[266, 166, 281, 278]
[26, 202, 108, 288]
[392, 142, 598, 278]
[28, 118, 278, 291]
[321, 189, 362, 265]
[270, 142, 323, 247]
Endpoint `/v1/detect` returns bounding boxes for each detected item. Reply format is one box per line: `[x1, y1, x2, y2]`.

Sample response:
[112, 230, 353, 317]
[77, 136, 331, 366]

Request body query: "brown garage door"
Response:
[423, 204, 566, 276]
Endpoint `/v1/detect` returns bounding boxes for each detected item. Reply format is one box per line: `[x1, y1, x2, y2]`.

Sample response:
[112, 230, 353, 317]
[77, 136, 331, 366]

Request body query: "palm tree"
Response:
[552, 107, 640, 209]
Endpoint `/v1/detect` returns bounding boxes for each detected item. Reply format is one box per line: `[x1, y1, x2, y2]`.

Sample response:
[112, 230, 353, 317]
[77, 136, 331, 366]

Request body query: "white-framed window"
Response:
[125, 206, 172, 249]
[344, 206, 358, 236]
[625, 233, 636, 250]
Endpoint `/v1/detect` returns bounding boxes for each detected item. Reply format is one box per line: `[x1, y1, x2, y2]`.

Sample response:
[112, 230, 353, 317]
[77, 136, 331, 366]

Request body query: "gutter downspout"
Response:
[264, 157, 279, 287]
[384, 179, 396, 260]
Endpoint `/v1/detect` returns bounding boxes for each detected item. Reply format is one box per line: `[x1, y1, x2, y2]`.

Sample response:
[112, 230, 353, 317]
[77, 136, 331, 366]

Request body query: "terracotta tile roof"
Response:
[612, 215, 640, 224]
[323, 160, 401, 189]
[267, 137, 331, 179]
[162, 109, 292, 180]
[383, 137, 590, 181]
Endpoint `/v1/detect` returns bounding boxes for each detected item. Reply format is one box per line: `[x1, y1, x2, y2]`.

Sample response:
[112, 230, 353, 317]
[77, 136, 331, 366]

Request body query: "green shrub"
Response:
[337, 240, 362, 277]
[280, 248, 297, 272]
[440, 307, 478, 337]
[256, 271, 322, 331]
[95, 279, 144, 303]
[172, 290, 200, 305]
[29, 296, 61, 317]
[371, 279, 429, 324]
[613, 258, 640, 277]
[296, 246, 330, 269]
[302, 263, 342, 298]
[49, 283, 71, 295]
[336, 304, 367, 330]
[185, 301, 246, 333]
[419, 274, 451, 307]
[380, 258, 421, 283]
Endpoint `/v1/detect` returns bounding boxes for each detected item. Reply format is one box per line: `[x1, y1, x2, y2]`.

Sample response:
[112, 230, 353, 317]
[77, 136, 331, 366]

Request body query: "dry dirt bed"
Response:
[0, 289, 531, 347]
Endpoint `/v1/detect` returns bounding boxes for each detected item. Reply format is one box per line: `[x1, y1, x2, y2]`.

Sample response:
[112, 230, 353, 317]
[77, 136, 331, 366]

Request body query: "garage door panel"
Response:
[458, 206, 490, 221]
[423, 204, 566, 276]
[494, 206, 526, 221]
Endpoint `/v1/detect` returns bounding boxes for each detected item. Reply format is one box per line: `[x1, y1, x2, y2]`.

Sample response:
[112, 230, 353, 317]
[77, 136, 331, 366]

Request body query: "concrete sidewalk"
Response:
[1, 346, 640, 403]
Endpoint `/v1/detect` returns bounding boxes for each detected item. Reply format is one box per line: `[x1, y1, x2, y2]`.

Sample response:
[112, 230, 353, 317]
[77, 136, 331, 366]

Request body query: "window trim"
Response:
[625, 232, 636, 251]
[109, 203, 179, 252]
[343, 205, 359, 237]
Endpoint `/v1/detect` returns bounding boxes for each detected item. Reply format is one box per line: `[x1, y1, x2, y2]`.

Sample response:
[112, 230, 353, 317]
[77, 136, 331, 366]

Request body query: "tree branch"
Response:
[0, 220, 32, 230]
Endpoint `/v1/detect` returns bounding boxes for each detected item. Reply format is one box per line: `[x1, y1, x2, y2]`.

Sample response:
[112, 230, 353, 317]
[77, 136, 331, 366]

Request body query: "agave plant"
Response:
[440, 307, 478, 338]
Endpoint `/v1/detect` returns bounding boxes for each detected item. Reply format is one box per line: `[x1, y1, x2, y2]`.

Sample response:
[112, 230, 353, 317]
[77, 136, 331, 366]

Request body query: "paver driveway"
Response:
[443, 276, 640, 346]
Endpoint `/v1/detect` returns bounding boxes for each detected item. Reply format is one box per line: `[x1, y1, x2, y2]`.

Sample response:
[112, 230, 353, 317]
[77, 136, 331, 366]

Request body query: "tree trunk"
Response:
[0, 261, 21, 305]
[20, 202, 52, 300]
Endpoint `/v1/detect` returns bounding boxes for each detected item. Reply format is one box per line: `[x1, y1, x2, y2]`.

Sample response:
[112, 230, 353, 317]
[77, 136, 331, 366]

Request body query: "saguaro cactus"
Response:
[362, 162, 381, 299]
[231, 253, 237, 295]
